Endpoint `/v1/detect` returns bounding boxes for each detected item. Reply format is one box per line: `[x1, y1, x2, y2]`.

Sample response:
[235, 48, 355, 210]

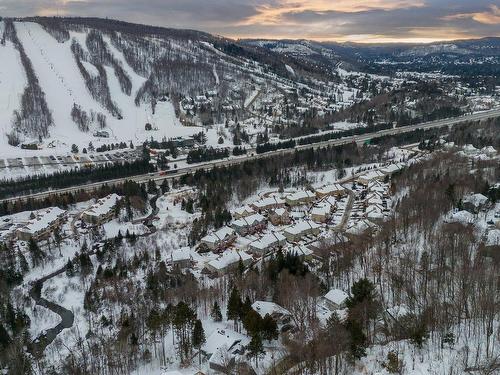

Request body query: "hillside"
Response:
[0, 17, 330, 155]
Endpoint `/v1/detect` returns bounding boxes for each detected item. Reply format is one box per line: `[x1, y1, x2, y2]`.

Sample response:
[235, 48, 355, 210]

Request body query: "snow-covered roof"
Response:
[252, 196, 285, 209]
[379, 162, 405, 175]
[203, 328, 249, 355]
[83, 194, 121, 217]
[358, 170, 385, 182]
[284, 220, 320, 235]
[285, 245, 313, 257]
[463, 193, 488, 207]
[315, 183, 345, 195]
[324, 289, 348, 306]
[249, 232, 286, 251]
[252, 301, 290, 318]
[232, 213, 265, 228]
[286, 190, 316, 202]
[272, 208, 287, 216]
[233, 205, 255, 217]
[201, 226, 235, 244]
[311, 202, 332, 216]
[445, 210, 475, 225]
[19, 207, 66, 235]
[366, 205, 385, 219]
[481, 146, 497, 155]
[206, 250, 252, 270]
[171, 247, 192, 262]
[346, 219, 378, 234]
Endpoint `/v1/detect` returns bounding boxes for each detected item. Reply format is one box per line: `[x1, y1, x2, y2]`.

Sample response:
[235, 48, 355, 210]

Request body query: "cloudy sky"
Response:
[1, 0, 499, 43]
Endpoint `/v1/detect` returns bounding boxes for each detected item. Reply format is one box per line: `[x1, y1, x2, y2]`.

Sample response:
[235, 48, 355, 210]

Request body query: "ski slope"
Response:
[0, 21, 201, 156]
[0, 21, 27, 145]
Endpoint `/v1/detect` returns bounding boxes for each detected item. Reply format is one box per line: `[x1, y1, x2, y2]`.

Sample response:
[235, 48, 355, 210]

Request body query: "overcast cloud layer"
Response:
[1, 0, 499, 43]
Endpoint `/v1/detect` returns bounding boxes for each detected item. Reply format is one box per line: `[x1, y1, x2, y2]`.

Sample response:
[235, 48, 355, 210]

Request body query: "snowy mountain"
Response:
[0, 17, 321, 154]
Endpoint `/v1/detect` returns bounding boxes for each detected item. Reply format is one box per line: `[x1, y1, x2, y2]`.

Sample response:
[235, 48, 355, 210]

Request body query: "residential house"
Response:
[285, 190, 316, 206]
[81, 194, 121, 225]
[268, 207, 291, 226]
[252, 301, 291, 323]
[357, 170, 386, 185]
[323, 289, 348, 310]
[233, 205, 255, 220]
[170, 247, 192, 268]
[251, 196, 286, 212]
[17, 207, 67, 241]
[285, 244, 314, 260]
[248, 232, 286, 255]
[205, 250, 252, 275]
[232, 213, 266, 236]
[200, 226, 236, 251]
[463, 193, 489, 214]
[311, 198, 336, 223]
[203, 328, 250, 373]
[283, 220, 321, 242]
[379, 162, 405, 176]
[444, 210, 475, 225]
[315, 183, 346, 198]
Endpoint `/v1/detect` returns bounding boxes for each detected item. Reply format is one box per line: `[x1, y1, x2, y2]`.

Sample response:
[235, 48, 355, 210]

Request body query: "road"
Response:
[2, 108, 500, 204]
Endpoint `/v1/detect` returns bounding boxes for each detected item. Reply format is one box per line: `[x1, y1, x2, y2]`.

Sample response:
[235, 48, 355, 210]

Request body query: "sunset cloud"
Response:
[443, 5, 500, 26]
[238, 0, 425, 26]
[0, 0, 498, 43]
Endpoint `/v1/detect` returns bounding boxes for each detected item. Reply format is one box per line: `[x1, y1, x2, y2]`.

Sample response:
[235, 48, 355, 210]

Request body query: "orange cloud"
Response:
[238, 0, 426, 26]
[443, 5, 500, 25]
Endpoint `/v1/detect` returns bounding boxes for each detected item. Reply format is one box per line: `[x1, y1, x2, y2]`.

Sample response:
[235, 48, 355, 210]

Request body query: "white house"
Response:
[232, 213, 266, 235]
[205, 250, 252, 275]
[248, 232, 286, 254]
[170, 247, 192, 268]
[81, 194, 121, 225]
[233, 205, 255, 219]
[252, 301, 291, 323]
[286, 190, 316, 206]
[323, 289, 349, 310]
[315, 183, 346, 198]
[17, 207, 67, 241]
[357, 170, 386, 185]
[283, 220, 321, 241]
[251, 196, 286, 211]
[269, 207, 291, 225]
[201, 226, 236, 251]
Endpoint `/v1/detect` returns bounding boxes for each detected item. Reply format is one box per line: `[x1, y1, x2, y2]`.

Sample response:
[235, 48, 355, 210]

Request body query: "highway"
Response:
[2, 108, 499, 204]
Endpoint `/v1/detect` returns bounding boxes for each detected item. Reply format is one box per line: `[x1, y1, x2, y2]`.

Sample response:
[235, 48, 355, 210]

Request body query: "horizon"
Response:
[5, 15, 500, 46]
[1, 0, 499, 43]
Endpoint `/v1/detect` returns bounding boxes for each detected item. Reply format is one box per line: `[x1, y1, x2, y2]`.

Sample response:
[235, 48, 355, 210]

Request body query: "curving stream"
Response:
[28, 266, 74, 357]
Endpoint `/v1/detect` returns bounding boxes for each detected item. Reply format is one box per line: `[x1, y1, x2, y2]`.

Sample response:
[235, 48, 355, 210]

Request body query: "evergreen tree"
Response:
[211, 301, 223, 322]
[242, 308, 261, 337]
[192, 319, 206, 364]
[261, 314, 279, 341]
[227, 287, 242, 330]
[27, 238, 45, 267]
[246, 334, 264, 367]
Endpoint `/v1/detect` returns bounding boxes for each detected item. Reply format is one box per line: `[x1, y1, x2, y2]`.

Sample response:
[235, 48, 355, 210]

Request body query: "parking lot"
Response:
[0, 150, 141, 179]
